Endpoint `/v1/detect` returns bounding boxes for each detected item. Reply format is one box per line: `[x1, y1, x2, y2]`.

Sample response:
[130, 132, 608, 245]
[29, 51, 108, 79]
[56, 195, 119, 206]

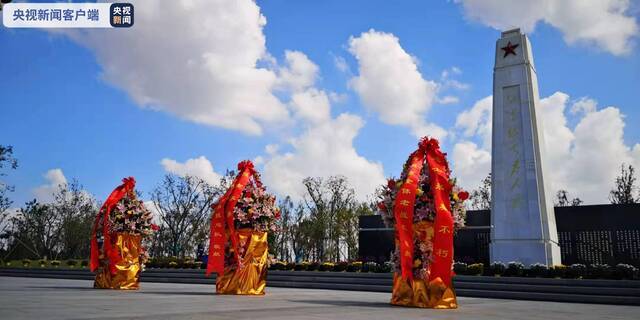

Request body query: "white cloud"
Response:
[451, 92, 640, 204]
[456, 0, 638, 55]
[277, 50, 320, 92]
[58, 0, 289, 135]
[348, 29, 446, 139]
[441, 66, 462, 78]
[265, 144, 280, 156]
[260, 48, 386, 202]
[560, 106, 639, 203]
[262, 113, 386, 201]
[455, 95, 492, 148]
[570, 97, 597, 115]
[33, 169, 68, 202]
[329, 92, 348, 104]
[452, 141, 492, 192]
[436, 96, 460, 105]
[334, 55, 350, 73]
[160, 156, 222, 186]
[440, 66, 470, 91]
[289, 88, 331, 124]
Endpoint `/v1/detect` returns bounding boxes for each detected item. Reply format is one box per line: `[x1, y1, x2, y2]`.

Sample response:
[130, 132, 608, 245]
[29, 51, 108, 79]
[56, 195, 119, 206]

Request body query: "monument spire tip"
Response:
[501, 28, 522, 38]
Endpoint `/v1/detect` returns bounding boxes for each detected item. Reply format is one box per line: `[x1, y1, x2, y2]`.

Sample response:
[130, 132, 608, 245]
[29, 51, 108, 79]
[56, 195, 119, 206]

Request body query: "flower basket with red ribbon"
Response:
[377, 137, 468, 308]
[206, 160, 280, 295]
[90, 177, 156, 290]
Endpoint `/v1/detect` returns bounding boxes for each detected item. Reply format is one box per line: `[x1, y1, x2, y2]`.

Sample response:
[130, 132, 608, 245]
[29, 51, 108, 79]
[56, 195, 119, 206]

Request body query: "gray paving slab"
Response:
[0, 276, 638, 320]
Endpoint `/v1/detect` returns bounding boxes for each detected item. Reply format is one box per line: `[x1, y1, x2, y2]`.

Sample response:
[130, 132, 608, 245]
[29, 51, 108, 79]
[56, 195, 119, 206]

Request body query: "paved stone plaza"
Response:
[0, 276, 638, 320]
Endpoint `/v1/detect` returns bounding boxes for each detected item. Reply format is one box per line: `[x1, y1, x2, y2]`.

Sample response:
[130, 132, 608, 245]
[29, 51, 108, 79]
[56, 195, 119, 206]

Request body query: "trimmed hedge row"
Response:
[141, 258, 640, 279]
[145, 257, 203, 269]
[5, 259, 89, 268]
[9, 257, 637, 280]
[268, 261, 394, 273]
[453, 261, 639, 280]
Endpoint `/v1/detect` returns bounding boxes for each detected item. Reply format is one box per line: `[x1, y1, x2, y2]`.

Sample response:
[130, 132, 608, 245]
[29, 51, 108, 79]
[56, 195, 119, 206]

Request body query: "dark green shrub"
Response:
[567, 264, 587, 278]
[489, 262, 506, 276]
[506, 262, 525, 277]
[182, 259, 195, 269]
[453, 262, 467, 275]
[22, 259, 31, 267]
[550, 265, 567, 278]
[195, 261, 204, 269]
[587, 264, 612, 279]
[38, 259, 47, 267]
[285, 262, 295, 271]
[333, 261, 349, 272]
[467, 263, 484, 276]
[614, 264, 637, 280]
[50, 260, 61, 267]
[67, 260, 78, 268]
[145, 259, 157, 268]
[270, 261, 286, 270]
[528, 263, 549, 277]
[319, 262, 334, 271]
[362, 261, 378, 273]
[307, 262, 321, 271]
[379, 261, 393, 273]
[168, 261, 178, 268]
[347, 261, 363, 272]
[294, 262, 309, 271]
[80, 260, 89, 268]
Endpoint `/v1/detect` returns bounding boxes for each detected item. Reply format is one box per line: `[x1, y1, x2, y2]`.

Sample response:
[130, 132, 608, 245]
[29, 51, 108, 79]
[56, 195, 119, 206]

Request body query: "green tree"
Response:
[53, 180, 98, 259]
[0, 145, 18, 243]
[554, 189, 583, 207]
[470, 173, 491, 210]
[150, 174, 222, 258]
[7, 200, 61, 259]
[341, 202, 373, 260]
[270, 196, 293, 262]
[609, 164, 638, 204]
[301, 175, 359, 262]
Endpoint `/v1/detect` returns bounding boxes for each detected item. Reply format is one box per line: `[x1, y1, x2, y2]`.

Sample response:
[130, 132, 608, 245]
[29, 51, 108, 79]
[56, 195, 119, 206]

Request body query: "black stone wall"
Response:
[359, 204, 640, 266]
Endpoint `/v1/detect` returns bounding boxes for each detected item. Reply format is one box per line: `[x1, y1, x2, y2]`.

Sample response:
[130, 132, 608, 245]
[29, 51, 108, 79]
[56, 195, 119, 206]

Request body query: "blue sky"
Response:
[1, 0, 639, 205]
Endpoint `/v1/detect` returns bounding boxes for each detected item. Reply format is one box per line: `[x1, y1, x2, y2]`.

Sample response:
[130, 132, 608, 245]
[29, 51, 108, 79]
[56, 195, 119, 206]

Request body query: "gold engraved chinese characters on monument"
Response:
[216, 229, 268, 295]
[390, 221, 457, 308]
[94, 233, 141, 290]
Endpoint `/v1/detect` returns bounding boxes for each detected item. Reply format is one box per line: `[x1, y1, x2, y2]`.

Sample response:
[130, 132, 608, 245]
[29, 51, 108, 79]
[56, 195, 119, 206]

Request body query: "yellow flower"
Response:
[453, 193, 459, 201]
[416, 189, 424, 196]
[413, 259, 422, 268]
[396, 181, 403, 188]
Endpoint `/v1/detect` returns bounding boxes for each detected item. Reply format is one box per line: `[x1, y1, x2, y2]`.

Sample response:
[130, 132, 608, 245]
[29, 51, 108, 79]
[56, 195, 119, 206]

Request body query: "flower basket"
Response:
[90, 177, 156, 290]
[215, 229, 268, 295]
[377, 137, 468, 309]
[206, 160, 280, 295]
[93, 232, 142, 290]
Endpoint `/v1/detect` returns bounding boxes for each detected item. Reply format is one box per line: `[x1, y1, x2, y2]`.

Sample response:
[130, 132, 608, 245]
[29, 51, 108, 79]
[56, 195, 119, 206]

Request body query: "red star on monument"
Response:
[501, 41, 519, 58]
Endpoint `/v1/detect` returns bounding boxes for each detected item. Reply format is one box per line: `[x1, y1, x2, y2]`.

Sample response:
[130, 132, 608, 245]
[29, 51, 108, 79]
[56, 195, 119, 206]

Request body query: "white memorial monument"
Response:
[490, 28, 561, 266]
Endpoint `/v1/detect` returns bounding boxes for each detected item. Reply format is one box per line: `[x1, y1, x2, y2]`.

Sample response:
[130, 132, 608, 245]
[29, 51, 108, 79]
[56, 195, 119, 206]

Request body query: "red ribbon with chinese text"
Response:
[424, 138, 455, 287]
[393, 149, 425, 280]
[90, 177, 136, 273]
[206, 160, 256, 276]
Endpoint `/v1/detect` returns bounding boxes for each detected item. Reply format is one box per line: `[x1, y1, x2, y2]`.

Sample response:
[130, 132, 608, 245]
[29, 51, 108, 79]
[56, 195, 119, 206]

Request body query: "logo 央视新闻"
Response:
[110, 3, 133, 28]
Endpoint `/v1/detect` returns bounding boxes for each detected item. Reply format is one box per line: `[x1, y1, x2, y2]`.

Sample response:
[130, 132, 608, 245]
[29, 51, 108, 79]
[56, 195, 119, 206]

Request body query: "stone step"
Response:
[454, 275, 640, 288]
[456, 288, 640, 306]
[2, 268, 639, 305]
[456, 281, 640, 297]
